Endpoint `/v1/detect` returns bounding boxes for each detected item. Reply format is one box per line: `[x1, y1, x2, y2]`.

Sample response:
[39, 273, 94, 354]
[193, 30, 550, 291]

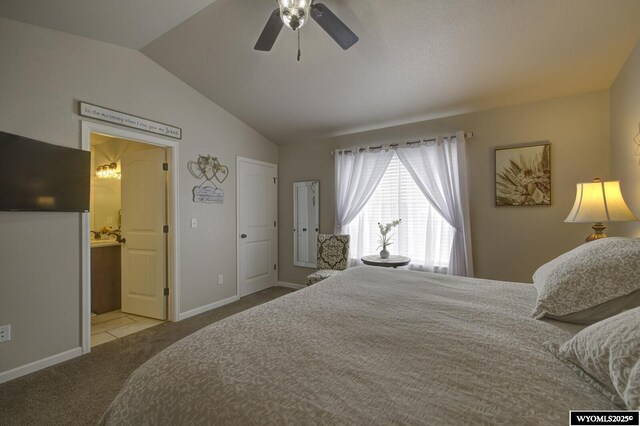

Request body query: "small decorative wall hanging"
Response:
[495, 142, 551, 206]
[634, 123, 640, 165]
[188, 155, 229, 203]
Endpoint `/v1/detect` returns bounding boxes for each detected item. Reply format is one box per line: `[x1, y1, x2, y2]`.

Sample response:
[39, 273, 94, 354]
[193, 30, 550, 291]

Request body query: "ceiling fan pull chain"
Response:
[297, 29, 301, 61]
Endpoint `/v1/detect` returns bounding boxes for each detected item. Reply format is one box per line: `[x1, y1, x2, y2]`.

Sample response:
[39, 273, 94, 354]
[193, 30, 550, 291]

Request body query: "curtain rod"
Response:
[331, 132, 473, 156]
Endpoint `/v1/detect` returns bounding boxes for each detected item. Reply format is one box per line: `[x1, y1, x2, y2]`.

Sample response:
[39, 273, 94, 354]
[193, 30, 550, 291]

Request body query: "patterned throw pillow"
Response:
[532, 238, 640, 322]
[544, 307, 640, 410]
[317, 234, 350, 271]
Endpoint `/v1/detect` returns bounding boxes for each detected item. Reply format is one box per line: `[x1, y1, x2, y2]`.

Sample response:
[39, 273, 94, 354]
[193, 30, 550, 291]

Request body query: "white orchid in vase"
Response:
[377, 219, 402, 259]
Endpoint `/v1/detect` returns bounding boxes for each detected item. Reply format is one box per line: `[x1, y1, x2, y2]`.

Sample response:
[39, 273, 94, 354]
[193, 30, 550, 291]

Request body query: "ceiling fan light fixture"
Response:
[278, 0, 313, 31]
[254, 1, 358, 53]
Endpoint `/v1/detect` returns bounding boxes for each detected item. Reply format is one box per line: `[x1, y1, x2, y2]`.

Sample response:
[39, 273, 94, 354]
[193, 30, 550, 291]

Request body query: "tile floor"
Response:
[91, 310, 164, 347]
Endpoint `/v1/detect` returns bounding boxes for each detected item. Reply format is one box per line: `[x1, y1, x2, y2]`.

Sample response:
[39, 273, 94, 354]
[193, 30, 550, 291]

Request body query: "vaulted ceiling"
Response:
[2, 1, 640, 144]
[0, 0, 217, 49]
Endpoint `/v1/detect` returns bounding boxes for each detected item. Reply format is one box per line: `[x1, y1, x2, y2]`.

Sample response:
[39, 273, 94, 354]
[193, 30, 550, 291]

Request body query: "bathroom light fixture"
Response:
[96, 162, 120, 180]
[565, 178, 638, 242]
[278, 0, 313, 31]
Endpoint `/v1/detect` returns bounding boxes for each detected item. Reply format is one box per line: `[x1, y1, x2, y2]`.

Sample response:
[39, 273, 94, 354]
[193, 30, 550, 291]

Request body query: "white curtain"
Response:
[395, 131, 473, 276]
[334, 148, 394, 234]
[344, 153, 455, 272]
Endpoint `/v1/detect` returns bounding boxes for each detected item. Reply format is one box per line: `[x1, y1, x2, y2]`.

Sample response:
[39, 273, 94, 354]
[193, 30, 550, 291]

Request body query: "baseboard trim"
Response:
[178, 295, 240, 321]
[277, 281, 306, 290]
[0, 347, 83, 384]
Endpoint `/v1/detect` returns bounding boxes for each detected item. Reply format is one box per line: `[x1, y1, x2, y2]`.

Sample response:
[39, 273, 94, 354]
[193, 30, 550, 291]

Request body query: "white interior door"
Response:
[121, 147, 167, 319]
[238, 158, 277, 297]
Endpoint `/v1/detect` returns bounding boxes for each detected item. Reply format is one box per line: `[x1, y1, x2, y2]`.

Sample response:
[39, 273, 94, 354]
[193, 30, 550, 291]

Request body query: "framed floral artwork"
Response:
[495, 143, 551, 206]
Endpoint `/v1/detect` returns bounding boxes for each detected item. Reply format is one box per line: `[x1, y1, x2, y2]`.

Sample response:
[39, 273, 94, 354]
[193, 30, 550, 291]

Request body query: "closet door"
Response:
[237, 158, 278, 297]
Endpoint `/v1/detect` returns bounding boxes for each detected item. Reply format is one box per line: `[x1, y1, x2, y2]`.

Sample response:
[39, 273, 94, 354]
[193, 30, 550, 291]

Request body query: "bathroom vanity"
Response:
[91, 241, 121, 315]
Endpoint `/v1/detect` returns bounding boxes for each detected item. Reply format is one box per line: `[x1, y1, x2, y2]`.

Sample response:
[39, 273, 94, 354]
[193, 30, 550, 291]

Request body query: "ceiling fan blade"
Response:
[311, 3, 359, 50]
[254, 8, 283, 51]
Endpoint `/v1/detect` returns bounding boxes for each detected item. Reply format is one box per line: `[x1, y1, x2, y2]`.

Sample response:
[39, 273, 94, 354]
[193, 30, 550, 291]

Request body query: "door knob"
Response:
[302, 228, 307, 232]
[241, 234, 247, 238]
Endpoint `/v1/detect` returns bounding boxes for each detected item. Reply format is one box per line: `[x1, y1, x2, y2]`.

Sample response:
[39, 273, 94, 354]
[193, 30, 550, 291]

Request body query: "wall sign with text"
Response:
[79, 102, 182, 140]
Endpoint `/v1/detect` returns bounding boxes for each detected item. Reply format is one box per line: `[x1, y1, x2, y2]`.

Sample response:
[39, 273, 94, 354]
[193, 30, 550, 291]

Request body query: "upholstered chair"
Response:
[306, 234, 350, 285]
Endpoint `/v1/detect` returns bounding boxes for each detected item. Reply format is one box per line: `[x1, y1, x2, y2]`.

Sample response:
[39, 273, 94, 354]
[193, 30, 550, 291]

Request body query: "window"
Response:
[344, 153, 454, 271]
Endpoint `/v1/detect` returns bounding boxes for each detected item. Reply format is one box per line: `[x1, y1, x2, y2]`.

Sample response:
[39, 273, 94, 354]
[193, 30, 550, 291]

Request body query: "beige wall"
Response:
[0, 18, 277, 375]
[279, 91, 611, 285]
[610, 39, 640, 237]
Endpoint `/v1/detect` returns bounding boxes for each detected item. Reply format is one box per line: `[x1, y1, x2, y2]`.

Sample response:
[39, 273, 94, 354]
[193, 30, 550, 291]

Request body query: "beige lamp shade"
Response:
[565, 179, 638, 223]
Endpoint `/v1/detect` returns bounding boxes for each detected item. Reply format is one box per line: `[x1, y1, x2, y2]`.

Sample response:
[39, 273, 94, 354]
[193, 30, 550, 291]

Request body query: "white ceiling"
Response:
[2, 1, 640, 144]
[0, 0, 217, 49]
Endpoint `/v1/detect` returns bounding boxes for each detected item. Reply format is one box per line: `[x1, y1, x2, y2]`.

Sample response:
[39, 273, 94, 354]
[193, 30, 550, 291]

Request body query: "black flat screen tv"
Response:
[0, 131, 90, 212]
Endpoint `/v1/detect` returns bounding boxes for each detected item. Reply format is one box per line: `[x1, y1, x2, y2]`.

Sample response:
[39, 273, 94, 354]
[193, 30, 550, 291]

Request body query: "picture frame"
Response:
[495, 142, 551, 206]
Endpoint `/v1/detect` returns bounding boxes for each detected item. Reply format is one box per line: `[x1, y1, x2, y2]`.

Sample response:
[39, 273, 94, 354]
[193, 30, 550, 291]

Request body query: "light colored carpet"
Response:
[0, 286, 294, 426]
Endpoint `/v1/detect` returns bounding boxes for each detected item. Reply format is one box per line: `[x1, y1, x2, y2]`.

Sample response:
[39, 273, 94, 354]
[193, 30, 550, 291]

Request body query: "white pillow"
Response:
[544, 307, 640, 410]
[532, 237, 640, 322]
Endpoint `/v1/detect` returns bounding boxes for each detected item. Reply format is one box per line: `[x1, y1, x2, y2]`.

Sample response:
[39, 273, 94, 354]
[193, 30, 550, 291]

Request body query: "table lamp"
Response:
[565, 178, 638, 242]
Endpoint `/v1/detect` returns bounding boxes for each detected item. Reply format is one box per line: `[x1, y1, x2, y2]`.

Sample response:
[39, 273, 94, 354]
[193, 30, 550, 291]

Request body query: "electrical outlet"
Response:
[0, 325, 11, 343]
[191, 218, 198, 228]
[218, 274, 224, 285]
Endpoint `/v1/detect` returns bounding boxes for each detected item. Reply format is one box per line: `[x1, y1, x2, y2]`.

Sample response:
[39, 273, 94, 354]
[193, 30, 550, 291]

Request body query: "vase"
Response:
[379, 247, 389, 259]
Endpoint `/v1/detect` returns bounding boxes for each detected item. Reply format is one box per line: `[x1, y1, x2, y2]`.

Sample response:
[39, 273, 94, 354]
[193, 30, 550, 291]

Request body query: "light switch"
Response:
[191, 218, 197, 228]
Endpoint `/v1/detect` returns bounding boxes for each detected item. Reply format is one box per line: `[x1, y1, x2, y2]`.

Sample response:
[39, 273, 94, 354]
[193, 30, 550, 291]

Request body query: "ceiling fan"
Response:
[254, 0, 359, 59]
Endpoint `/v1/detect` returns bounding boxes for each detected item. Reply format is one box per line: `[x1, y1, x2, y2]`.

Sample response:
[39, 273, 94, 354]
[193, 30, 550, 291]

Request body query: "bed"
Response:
[100, 266, 618, 425]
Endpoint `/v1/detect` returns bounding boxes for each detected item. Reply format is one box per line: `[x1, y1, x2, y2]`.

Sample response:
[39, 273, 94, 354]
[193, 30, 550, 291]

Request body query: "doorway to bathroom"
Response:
[81, 121, 180, 352]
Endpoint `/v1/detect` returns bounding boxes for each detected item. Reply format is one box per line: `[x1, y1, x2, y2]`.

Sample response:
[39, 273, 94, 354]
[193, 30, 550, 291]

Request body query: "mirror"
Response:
[293, 181, 319, 268]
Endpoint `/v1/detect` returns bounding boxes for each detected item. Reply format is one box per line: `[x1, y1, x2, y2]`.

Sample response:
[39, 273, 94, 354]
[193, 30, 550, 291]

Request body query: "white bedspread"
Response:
[100, 266, 616, 425]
